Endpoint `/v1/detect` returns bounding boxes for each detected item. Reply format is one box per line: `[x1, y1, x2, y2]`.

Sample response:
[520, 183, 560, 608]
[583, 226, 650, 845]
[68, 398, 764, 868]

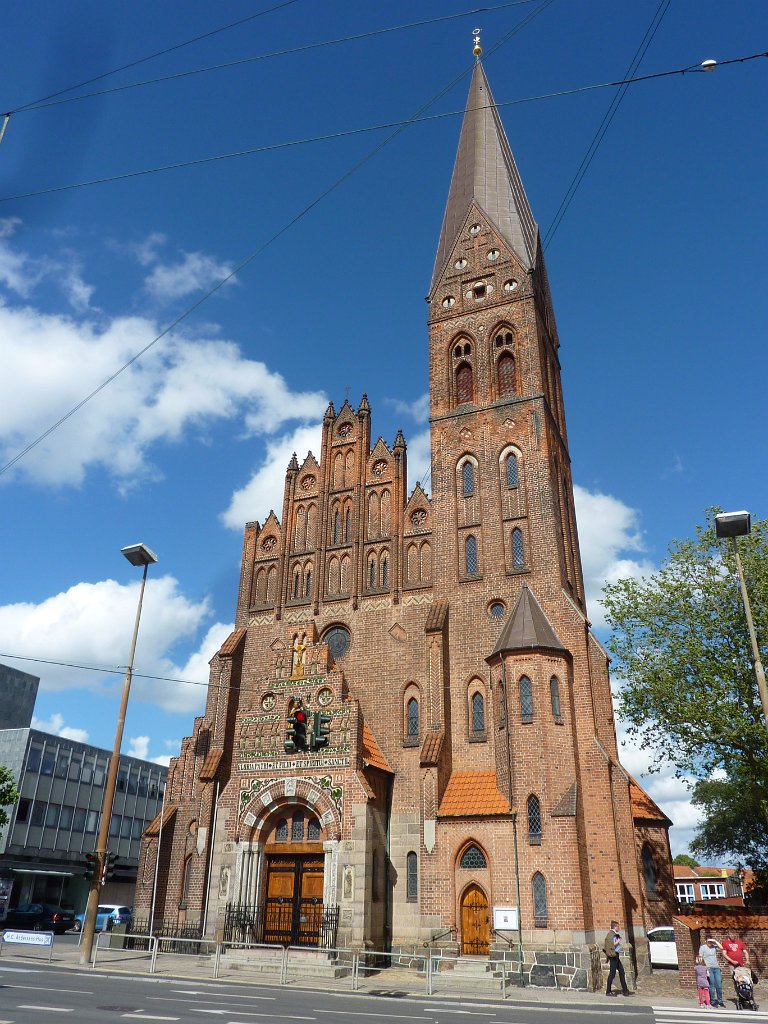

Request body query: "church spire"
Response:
[430, 59, 539, 291]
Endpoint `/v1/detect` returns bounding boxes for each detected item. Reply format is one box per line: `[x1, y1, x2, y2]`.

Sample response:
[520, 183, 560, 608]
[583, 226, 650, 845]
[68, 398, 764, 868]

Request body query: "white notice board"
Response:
[493, 906, 519, 931]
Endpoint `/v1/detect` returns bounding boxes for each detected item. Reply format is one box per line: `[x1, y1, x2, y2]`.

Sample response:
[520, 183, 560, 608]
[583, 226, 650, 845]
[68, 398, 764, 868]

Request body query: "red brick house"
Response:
[134, 54, 675, 987]
[674, 865, 745, 906]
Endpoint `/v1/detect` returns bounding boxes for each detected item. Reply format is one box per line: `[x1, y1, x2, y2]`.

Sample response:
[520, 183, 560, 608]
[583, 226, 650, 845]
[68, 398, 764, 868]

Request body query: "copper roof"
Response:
[218, 627, 246, 658]
[361, 723, 393, 773]
[199, 747, 223, 782]
[143, 803, 177, 837]
[431, 61, 538, 292]
[488, 584, 565, 658]
[420, 729, 444, 767]
[438, 771, 510, 817]
[628, 776, 672, 825]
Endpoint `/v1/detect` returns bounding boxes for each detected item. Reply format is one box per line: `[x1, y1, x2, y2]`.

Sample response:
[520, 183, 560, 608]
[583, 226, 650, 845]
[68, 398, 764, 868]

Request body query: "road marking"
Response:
[169, 991, 274, 1000]
[316, 1012, 426, 1021]
[225, 1019, 315, 1023]
[421, 1012, 496, 1017]
[16, 1008, 73, 1014]
[121, 1016, 180, 1022]
[6, 985, 91, 994]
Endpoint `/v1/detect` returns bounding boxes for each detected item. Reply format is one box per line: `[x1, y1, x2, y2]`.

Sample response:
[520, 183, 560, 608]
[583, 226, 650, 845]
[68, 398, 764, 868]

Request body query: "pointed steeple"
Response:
[487, 583, 565, 659]
[431, 61, 538, 291]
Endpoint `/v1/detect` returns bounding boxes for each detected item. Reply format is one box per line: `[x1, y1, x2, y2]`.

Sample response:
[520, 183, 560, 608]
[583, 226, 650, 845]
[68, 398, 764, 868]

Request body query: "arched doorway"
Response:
[263, 808, 325, 946]
[460, 883, 490, 955]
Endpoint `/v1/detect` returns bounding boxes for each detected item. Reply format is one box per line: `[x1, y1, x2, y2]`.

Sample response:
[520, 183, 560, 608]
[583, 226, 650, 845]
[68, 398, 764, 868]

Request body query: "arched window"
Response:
[519, 676, 533, 723]
[407, 696, 419, 738]
[276, 818, 289, 842]
[340, 555, 350, 592]
[369, 557, 376, 591]
[304, 568, 312, 598]
[306, 504, 316, 548]
[345, 507, 351, 542]
[506, 453, 519, 488]
[498, 352, 516, 396]
[328, 556, 339, 595]
[333, 452, 343, 488]
[254, 568, 266, 604]
[642, 844, 658, 894]
[462, 461, 475, 496]
[372, 850, 379, 901]
[307, 817, 321, 841]
[368, 492, 380, 539]
[292, 571, 300, 600]
[407, 543, 418, 582]
[381, 556, 389, 589]
[456, 363, 474, 405]
[471, 692, 485, 734]
[459, 843, 487, 869]
[532, 873, 548, 927]
[512, 528, 525, 568]
[527, 794, 542, 844]
[182, 855, 194, 903]
[406, 851, 418, 901]
[291, 811, 305, 843]
[420, 541, 432, 581]
[294, 506, 306, 551]
[381, 491, 391, 536]
[465, 535, 478, 576]
[550, 676, 562, 722]
[332, 510, 340, 545]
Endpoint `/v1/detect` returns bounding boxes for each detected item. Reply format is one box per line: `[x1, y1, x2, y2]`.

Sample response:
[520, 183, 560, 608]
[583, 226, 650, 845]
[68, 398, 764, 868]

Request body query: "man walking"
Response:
[698, 935, 725, 1007]
[604, 920, 633, 996]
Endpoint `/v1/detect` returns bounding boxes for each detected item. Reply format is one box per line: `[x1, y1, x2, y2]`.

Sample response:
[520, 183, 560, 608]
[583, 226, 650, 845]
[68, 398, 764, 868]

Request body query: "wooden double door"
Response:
[263, 853, 325, 946]
[461, 883, 490, 955]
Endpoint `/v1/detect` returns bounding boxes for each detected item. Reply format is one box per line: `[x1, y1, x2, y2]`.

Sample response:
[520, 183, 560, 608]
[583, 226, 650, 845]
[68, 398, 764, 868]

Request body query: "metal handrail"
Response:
[92, 930, 157, 971]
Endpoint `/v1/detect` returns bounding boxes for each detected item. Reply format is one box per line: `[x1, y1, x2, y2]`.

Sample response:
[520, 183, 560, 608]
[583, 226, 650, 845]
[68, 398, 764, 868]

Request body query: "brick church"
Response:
[135, 52, 675, 984]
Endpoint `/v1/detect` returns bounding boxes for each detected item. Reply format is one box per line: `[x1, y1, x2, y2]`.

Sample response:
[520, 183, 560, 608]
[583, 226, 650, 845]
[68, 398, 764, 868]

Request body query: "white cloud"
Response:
[221, 423, 323, 529]
[573, 484, 655, 629]
[126, 735, 150, 759]
[386, 392, 430, 424]
[31, 712, 89, 744]
[143, 251, 236, 302]
[0, 300, 327, 488]
[407, 428, 432, 497]
[0, 226, 93, 310]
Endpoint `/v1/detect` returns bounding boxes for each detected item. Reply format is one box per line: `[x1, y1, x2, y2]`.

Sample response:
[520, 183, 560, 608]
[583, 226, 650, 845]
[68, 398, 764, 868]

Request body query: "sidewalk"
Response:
[0, 939, 698, 1010]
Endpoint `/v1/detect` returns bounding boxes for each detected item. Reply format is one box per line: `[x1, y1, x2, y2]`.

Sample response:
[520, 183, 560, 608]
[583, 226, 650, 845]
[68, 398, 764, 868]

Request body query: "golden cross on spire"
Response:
[473, 28, 482, 59]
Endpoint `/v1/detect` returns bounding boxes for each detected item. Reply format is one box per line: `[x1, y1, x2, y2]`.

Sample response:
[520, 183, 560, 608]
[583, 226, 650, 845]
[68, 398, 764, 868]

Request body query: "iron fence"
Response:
[222, 902, 339, 949]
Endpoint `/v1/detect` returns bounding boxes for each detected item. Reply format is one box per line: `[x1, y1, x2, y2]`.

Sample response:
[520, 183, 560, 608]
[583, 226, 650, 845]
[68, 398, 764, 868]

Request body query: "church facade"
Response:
[135, 58, 674, 985]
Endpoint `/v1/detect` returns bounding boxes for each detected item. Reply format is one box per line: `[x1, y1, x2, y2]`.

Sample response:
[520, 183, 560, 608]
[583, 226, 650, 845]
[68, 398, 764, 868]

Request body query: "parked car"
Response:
[648, 925, 678, 967]
[73, 904, 133, 933]
[2, 903, 75, 934]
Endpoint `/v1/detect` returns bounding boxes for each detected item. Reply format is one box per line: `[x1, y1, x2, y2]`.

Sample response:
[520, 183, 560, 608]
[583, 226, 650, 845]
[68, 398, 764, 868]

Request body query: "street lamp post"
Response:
[715, 511, 768, 732]
[78, 543, 157, 966]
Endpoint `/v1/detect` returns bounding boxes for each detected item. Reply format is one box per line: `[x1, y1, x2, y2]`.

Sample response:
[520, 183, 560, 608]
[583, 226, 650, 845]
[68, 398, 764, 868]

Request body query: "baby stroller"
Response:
[733, 965, 759, 1011]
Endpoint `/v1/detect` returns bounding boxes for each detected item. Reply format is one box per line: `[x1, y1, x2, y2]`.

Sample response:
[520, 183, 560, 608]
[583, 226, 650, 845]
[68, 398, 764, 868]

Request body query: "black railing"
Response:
[223, 902, 339, 949]
[127, 918, 212, 954]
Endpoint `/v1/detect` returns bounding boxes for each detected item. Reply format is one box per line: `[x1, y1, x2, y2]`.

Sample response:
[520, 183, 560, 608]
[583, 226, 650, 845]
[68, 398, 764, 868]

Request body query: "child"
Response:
[695, 956, 711, 1007]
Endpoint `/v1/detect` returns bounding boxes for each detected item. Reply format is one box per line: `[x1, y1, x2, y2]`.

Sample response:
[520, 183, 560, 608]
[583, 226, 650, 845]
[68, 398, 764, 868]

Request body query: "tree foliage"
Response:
[0, 764, 20, 828]
[603, 510, 768, 867]
[672, 854, 700, 868]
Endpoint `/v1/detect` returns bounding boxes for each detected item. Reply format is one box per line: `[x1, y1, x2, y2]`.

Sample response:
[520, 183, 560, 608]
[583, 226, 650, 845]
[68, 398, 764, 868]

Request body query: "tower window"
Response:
[381, 556, 389, 589]
[471, 692, 485, 734]
[512, 528, 525, 568]
[527, 794, 542, 844]
[369, 558, 376, 591]
[506, 453, 519, 488]
[472, 283, 486, 300]
[307, 817, 321, 841]
[498, 352, 516, 397]
[456, 363, 474, 405]
[276, 818, 289, 842]
[642, 844, 658, 895]
[407, 696, 419, 738]
[333, 510, 339, 545]
[519, 676, 533, 723]
[459, 844, 487, 869]
[304, 569, 312, 597]
[550, 676, 563, 723]
[406, 851, 418, 901]
[465, 535, 478, 576]
[442, 295, 456, 309]
[532, 873, 548, 927]
[345, 508, 351, 542]
[291, 811, 305, 843]
[293, 572, 300, 599]
[462, 461, 475, 496]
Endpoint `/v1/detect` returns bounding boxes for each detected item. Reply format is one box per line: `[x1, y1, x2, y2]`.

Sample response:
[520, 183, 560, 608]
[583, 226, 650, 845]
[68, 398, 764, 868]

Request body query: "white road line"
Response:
[6, 985, 91, 994]
[121, 1016, 180, 1022]
[169, 991, 275, 1000]
[16, 1008, 73, 1014]
[224, 1018, 316, 1023]
[315, 1012, 427, 1021]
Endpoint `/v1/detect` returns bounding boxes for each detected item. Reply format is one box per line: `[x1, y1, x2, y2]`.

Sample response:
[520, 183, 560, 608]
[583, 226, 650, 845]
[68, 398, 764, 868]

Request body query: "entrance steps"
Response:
[223, 948, 350, 979]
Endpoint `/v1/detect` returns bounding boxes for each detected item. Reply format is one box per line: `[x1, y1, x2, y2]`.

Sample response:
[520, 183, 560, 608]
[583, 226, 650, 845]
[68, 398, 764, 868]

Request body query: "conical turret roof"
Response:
[488, 583, 565, 659]
[431, 61, 538, 291]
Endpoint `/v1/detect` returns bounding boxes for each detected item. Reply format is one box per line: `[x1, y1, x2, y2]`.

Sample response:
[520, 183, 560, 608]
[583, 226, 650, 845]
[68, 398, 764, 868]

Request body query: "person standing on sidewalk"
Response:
[698, 935, 725, 1007]
[603, 921, 633, 996]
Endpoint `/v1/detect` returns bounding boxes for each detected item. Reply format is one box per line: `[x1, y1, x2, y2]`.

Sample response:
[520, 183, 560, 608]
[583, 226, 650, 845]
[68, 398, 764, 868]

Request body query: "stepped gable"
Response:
[488, 583, 566, 657]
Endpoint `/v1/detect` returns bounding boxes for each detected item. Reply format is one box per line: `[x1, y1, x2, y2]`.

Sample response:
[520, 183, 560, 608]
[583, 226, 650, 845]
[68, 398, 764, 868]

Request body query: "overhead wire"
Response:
[0, 0, 556, 479]
[3, 49, 765, 206]
[542, 0, 672, 249]
[8, 2, 541, 115]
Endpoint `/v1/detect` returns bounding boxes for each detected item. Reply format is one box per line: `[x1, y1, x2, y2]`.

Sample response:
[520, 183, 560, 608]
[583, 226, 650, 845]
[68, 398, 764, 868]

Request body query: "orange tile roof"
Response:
[420, 729, 444, 766]
[438, 771, 511, 817]
[628, 776, 672, 824]
[673, 865, 731, 880]
[199, 747, 223, 781]
[361, 723, 393, 773]
[219, 627, 247, 657]
[143, 804, 177, 837]
[676, 912, 768, 931]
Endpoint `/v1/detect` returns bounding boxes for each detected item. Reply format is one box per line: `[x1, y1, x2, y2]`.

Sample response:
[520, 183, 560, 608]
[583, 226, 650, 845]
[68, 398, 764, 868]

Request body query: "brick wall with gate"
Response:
[673, 909, 768, 989]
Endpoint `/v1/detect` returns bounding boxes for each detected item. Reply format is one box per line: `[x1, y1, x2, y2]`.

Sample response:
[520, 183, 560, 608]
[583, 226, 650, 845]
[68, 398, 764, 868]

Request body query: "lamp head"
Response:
[715, 511, 751, 539]
[121, 543, 158, 567]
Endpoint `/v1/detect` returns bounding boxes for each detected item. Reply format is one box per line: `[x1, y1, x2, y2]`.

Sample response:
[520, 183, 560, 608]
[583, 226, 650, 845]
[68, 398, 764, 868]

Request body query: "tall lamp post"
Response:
[79, 543, 157, 965]
[715, 511, 768, 733]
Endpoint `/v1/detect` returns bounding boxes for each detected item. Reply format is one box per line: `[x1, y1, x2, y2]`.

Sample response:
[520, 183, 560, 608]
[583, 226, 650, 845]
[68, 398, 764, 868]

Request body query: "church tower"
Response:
[133, 44, 674, 989]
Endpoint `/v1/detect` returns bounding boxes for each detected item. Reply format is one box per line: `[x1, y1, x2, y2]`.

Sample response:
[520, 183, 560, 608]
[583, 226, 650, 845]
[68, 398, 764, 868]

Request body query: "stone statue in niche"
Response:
[342, 865, 354, 901]
[291, 634, 307, 678]
[218, 866, 231, 900]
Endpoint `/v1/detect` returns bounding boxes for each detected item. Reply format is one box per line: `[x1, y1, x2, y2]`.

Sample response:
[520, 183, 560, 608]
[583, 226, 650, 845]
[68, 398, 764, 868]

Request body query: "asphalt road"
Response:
[0, 960, 660, 1024]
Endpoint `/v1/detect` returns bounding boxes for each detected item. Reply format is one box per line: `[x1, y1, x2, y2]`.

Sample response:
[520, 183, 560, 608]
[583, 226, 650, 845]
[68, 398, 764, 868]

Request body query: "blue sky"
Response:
[0, 0, 766, 856]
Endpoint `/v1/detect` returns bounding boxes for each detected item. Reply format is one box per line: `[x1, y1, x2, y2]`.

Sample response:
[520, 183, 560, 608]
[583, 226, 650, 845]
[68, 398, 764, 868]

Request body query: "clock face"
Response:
[317, 687, 333, 706]
[261, 692, 276, 711]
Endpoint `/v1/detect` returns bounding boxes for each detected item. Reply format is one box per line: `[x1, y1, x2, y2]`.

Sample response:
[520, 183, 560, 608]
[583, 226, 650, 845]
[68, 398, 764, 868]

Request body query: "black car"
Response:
[2, 903, 75, 934]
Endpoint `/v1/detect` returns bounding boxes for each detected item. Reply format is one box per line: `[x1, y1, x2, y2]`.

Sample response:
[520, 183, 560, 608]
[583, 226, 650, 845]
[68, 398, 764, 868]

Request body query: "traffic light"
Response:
[83, 852, 99, 881]
[104, 852, 119, 879]
[311, 711, 331, 751]
[284, 699, 308, 753]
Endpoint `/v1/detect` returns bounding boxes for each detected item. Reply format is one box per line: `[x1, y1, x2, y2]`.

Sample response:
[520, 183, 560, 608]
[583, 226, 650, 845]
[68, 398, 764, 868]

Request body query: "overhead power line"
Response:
[2, 49, 765, 207]
[7, 2, 540, 115]
[0, 0, 556, 479]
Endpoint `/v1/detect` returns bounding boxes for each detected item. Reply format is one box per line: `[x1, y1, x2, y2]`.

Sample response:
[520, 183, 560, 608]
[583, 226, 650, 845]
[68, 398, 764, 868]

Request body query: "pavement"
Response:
[0, 936, 704, 1010]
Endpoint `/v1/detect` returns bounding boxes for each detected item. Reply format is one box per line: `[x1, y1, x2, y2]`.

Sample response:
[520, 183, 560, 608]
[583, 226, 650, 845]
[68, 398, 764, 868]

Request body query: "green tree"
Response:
[672, 854, 700, 868]
[0, 764, 20, 828]
[603, 510, 768, 868]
